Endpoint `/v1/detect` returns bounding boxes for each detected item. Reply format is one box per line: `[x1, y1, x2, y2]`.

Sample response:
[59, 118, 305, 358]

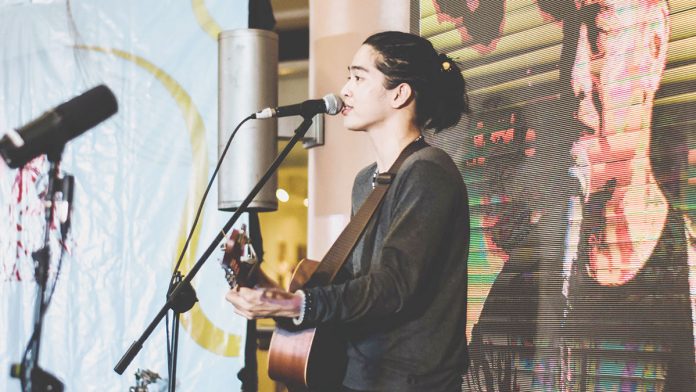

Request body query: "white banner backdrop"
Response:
[0, 0, 251, 390]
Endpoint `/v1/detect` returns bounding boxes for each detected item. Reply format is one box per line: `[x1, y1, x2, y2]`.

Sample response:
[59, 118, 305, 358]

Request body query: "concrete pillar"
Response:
[307, 1, 410, 259]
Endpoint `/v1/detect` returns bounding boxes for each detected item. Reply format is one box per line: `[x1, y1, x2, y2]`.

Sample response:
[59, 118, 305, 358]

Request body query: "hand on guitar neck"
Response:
[221, 225, 303, 320]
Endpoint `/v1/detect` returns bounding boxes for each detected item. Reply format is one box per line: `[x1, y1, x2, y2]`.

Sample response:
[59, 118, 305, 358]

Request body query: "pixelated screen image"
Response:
[413, 0, 696, 390]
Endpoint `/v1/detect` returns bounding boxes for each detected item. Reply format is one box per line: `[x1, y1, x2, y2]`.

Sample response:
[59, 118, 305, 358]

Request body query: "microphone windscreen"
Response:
[322, 94, 344, 115]
[56, 84, 118, 143]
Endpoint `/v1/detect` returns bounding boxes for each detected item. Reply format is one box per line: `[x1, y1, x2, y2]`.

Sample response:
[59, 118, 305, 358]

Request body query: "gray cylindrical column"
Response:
[218, 29, 278, 212]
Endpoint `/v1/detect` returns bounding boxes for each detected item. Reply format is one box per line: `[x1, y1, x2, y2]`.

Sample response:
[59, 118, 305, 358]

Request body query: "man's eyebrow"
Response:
[348, 65, 369, 73]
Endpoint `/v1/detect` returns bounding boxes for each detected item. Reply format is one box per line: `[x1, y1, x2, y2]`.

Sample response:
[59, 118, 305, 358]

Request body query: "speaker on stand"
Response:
[218, 28, 279, 392]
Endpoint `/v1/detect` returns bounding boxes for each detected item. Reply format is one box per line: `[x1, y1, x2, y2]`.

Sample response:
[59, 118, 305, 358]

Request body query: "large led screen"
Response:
[413, 0, 696, 390]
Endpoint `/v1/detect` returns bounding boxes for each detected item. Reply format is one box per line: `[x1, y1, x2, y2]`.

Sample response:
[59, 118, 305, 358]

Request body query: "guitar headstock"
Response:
[220, 224, 258, 288]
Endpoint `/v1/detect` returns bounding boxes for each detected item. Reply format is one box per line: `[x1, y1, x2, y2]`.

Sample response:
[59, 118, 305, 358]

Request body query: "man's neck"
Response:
[367, 119, 422, 172]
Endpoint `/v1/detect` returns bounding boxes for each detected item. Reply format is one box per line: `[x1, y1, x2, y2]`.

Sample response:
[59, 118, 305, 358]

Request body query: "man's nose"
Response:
[340, 81, 351, 97]
[572, 24, 594, 100]
[570, 23, 602, 132]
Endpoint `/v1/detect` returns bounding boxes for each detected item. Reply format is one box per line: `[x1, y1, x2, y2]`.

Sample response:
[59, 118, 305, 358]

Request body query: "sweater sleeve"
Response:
[303, 159, 461, 324]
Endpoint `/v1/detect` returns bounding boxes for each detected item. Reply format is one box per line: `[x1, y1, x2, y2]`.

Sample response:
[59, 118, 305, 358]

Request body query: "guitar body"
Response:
[268, 259, 347, 390]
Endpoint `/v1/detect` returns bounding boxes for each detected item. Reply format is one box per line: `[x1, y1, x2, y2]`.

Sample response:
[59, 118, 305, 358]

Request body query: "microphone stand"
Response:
[115, 116, 316, 390]
[166, 271, 194, 392]
[10, 146, 67, 392]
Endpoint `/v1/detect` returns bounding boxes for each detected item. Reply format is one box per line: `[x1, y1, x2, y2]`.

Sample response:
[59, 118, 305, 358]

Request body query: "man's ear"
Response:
[391, 82, 414, 109]
[642, 1, 670, 93]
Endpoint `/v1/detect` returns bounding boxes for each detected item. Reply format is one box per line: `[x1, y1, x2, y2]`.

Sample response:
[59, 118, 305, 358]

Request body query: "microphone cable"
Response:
[163, 114, 253, 375]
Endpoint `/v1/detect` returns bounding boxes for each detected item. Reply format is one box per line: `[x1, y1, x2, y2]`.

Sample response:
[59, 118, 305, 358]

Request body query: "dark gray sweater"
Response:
[304, 146, 470, 391]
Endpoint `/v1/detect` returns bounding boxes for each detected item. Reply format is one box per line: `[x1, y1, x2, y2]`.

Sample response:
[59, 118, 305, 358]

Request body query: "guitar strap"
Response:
[305, 137, 428, 287]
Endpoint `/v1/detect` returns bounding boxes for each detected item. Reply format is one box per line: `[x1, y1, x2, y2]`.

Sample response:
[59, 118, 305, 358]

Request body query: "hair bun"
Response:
[438, 53, 454, 72]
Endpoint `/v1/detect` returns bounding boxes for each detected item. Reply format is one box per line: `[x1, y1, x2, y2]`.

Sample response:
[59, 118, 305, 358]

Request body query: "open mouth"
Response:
[341, 105, 353, 115]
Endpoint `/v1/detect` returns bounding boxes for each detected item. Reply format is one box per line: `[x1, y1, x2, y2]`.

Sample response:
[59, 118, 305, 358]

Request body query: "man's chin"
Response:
[343, 121, 365, 132]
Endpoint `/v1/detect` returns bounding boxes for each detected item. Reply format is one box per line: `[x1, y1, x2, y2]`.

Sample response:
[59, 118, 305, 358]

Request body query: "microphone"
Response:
[252, 93, 343, 119]
[0, 84, 118, 168]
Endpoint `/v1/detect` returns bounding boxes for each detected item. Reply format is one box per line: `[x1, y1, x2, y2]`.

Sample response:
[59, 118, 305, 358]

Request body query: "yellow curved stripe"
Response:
[191, 0, 223, 40]
[78, 45, 240, 357]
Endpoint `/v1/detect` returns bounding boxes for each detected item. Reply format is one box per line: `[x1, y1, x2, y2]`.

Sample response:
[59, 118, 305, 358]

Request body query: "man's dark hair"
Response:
[363, 31, 470, 131]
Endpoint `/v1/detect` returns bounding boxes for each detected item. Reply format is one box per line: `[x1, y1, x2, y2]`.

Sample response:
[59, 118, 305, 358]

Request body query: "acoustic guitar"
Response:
[266, 258, 347, 391]
[220, 227, 346, 391]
